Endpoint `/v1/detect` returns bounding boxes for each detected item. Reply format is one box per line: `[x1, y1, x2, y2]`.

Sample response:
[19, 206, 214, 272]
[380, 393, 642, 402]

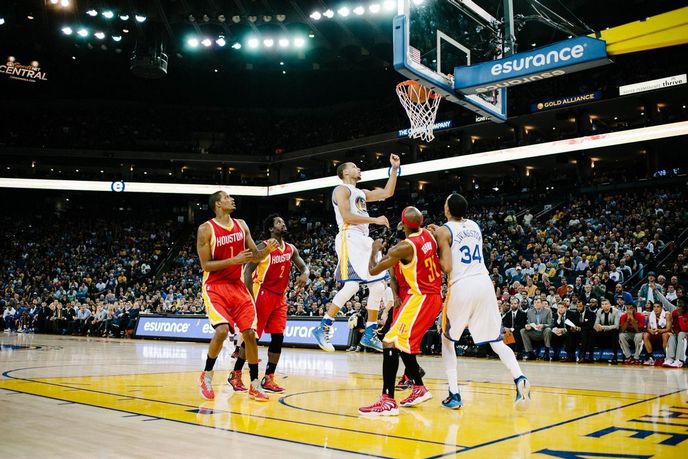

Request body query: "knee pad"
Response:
[332, 281, 360, 308]
[366, 281, 386, 311]
[268, 334, 284, 354]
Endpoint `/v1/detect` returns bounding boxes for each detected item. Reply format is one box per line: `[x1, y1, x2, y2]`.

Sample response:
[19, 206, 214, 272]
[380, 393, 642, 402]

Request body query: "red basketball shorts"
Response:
[202, 281, 256, 332]
[254, 286, 288, 339]
[383, 294, 442, 354]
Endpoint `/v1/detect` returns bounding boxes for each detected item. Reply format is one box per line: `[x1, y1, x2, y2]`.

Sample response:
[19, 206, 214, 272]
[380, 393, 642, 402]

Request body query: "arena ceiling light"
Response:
[231, 42, 242, 49]
[61, 26, 73, 35]
[77, 28, 89, 37]
[135, 15, 146, 23]
[338, 7, 350, 17]
[323, 9, 335, 18]
[0, 18, 4, 26]
[187, 37, 199, 48]
[294, 37, 306, 48]
[112, 35, 122, 42]
[102, 11, 114, 19]
[86, 9, 98, 17]
[263, 38, 274, 48]
[310, 11, 322, 20]
[119, 14, 129, 21]
[278, 38, 289, 48]
[353, 6, 366, 15]
[216, 36, 226, 47]
[201, 38, 212, 47]
[369, 3, 381, 13]
[94, 31, 105, 40]
[247, 37, 259, 49]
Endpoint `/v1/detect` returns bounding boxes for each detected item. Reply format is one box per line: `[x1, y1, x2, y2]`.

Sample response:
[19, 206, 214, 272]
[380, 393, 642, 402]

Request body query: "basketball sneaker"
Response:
[643, 357, 655, 366]
[441, 391, 463, 409]
[514, 375, 531, 411]
[400, 385, 432, 407]
[248, 380, 269, 402]
[360, 324, 383, 352]
[199, 371, 215, 400]
[358, 394, 399, 416]
[227, 370, 247, 392]
[663, 358, 675, 367]
[261, 374, 285, 393]
[667, 360, 684, 368]
[313, 319, 335, 352]
[395, 374, 413, 390]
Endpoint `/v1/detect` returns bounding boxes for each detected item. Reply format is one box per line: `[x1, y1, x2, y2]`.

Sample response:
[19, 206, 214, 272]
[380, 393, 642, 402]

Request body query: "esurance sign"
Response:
[454, 37, 610, 95]
[619, 74, 687, 96]
[135, 316, 350, 347]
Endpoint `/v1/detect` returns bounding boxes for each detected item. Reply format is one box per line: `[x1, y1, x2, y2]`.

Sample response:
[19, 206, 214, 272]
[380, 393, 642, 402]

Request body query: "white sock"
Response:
[490, 341, 525, 380]
[442, 335, 459, 394]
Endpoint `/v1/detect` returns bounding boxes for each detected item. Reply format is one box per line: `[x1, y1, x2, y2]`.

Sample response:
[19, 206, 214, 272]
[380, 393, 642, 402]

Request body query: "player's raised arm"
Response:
[291, 245, 310, 292]
[435, 225, 453, 276]
[335, 185, 389, 227]
[364, 154, 401, 202]
[197, 222, 252, 272]
[369, 239, 413, 276]
[237, 219, 278, 261]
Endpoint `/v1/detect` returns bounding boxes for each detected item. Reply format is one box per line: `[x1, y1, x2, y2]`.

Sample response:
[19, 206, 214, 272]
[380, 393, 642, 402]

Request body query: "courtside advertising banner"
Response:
[454, 36, 610, 95]
[1, 56, 48, 83]
[530, 91, 602, 112]
[135, 315, 350, 347]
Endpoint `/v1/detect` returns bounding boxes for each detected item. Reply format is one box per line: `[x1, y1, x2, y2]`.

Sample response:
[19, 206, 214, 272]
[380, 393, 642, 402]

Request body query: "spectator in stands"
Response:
[613, 284, 634, 306]
[3, 303, 16, 332]
[663, 297, 688, 368]
[642, 302, 672, 366]
[547, 303, 568, 361]
[565, 300, 596, 363]
[581, 284, 597, 305]
[637, 272, 664, 306]
[502, 297, 527, 358]
[593, 299, 620, 364]
[520, 298, 552, 360]
[619, 303, 645, 364]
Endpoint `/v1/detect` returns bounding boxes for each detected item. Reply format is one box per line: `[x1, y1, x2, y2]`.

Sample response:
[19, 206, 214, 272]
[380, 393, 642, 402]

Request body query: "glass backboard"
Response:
[393, 0, 508, 121]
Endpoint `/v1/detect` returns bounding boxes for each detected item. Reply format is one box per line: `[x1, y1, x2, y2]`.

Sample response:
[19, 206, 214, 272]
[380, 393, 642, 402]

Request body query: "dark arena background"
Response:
[1, 1, 687, 458]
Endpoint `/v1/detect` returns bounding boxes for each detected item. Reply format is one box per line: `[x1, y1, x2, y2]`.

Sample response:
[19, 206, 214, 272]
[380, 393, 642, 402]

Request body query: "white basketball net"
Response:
[396, 81, 442, 142]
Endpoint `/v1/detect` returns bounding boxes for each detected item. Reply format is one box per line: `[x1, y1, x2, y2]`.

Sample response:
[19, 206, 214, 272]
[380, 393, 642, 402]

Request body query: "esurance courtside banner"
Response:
[454, 36, 611, 95]
[1, 56, 48, 83]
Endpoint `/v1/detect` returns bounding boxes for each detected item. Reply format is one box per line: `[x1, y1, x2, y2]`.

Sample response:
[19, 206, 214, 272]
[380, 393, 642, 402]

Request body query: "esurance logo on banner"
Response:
[454, 37, 610, 95]
[398, 120, 452, 138]
[619, 74, 687, 96]
[0, 56, 48, 83]
[531, 91, 602, 112]
[135, 316, 350, 347]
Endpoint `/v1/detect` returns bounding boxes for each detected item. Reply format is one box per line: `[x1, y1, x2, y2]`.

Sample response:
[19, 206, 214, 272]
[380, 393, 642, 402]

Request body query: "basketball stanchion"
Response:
[396, 80, 442, 142]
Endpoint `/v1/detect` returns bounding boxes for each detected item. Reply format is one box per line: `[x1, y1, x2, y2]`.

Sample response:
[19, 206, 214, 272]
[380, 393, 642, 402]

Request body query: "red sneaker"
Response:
[227, 370, 247, 392]
[261, 374, 285, 393]
[395, 374, 412, 390]
[400, 385, 433, 407]
[199, 371, 215, 400]
[248, 381, 269, 402]
[358, 394, 399, 416]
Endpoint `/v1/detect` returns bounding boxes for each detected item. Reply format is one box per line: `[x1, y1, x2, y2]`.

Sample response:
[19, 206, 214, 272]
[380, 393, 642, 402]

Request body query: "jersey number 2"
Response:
[458, 245, 482, 264]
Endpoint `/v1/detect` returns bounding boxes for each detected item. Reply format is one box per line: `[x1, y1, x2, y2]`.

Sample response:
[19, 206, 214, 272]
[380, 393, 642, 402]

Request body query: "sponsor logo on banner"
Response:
[619, 74, 687, 96]
[454, 37, 610, 95]
[135, 316, 350, 346]
[531, 91, 602, 112]
[398, 119, 452, 137]
[0, 56, 48, 83]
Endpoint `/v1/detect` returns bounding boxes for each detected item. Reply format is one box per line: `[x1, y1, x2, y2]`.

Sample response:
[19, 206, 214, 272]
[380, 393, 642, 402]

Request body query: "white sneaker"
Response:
[643, 357, 655, 366]
[667, 360, 684, 368]
[663, 359, 675, 367]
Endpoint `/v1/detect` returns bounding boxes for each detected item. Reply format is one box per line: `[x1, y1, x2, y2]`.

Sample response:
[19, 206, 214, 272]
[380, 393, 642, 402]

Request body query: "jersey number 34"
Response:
[458, 245, 482, 264]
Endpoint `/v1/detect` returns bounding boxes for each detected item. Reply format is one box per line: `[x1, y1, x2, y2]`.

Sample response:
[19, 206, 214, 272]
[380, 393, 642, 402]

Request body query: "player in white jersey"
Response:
[432, 193, 531, 410]
[313, 154, 401, 352]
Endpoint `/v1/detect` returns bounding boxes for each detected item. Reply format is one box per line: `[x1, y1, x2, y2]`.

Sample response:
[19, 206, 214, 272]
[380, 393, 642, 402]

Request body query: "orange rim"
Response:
[396, 80, 441, 99]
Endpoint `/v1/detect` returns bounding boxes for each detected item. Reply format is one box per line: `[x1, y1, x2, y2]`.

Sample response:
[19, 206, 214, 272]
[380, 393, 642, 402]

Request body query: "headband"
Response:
[401, 207, 423, 229]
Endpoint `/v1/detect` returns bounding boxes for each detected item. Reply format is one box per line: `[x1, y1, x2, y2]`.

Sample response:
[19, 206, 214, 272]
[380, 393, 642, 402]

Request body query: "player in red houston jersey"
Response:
[359, 207, 443, 416]
[197, 191, 278, 402]
[238, 214, 310, 393]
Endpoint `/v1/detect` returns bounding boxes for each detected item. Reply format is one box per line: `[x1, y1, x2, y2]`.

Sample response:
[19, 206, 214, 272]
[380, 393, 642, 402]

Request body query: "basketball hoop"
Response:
[396, 80, 442, 142]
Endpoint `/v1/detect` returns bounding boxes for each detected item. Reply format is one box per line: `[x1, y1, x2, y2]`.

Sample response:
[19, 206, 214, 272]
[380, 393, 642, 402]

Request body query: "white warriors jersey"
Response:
[332, 184, 369, 236]
[445, 219, 489, 285]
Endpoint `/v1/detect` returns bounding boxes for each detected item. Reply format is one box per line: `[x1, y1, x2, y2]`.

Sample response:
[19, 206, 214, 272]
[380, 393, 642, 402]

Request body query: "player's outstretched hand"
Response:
[373, 215, 390, 228]
[390, 154, 401, 169]
[231, 249, 253, 265]
[426, 223, 440, 236]
[372, 239, 385, 253]
[295, 272, 309, 292]
[265, 238, 280, 252]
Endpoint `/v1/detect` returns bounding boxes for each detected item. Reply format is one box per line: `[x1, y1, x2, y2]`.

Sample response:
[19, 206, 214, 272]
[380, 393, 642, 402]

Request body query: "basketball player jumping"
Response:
[197, 191, 278, 402]
[359, 207, 442, 416]
[431, 193, 531, 410]
[235, 214, 310, 393]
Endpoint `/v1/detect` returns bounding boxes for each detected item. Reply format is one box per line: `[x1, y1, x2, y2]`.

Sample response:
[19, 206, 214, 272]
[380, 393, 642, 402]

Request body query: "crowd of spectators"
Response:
[1, 183, 686, 367]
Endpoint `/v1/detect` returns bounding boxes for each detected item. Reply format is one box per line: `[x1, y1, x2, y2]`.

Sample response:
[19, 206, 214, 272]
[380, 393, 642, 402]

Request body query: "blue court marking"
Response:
[423, 389, 683, 459]
[279, 388, 469, 449]
[0, 344, 41, 351]
[0, 365, 394, 459]
[630, 419, 688, 428]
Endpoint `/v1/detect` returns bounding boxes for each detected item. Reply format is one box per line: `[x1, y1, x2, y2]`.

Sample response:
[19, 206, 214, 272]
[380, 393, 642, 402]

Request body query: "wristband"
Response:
[388, 166, 401, 177]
